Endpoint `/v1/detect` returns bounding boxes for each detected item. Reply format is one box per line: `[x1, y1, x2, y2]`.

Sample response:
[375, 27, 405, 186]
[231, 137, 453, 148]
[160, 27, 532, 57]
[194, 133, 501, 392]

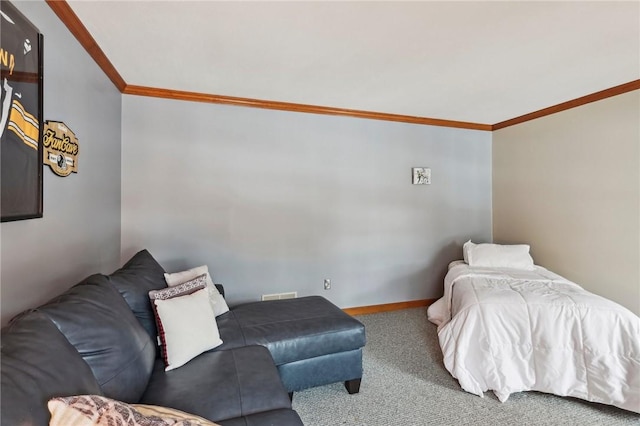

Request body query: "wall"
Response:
[121, 95, 492, 308]
[0, 1, 122, 325]
[493, 91, 640, 315]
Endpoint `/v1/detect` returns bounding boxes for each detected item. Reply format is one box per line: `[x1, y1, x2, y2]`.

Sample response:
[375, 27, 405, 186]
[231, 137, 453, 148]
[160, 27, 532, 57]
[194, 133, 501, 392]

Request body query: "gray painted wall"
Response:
[121, 95, 492, 308]
[0, 1, 122, 325]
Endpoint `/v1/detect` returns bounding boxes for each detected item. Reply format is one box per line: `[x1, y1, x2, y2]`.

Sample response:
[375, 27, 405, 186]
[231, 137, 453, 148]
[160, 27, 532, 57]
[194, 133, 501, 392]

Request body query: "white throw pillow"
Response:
[464, 240, 535, 270]
[164, 265, 229, 317]
[152, 288, 223, 371]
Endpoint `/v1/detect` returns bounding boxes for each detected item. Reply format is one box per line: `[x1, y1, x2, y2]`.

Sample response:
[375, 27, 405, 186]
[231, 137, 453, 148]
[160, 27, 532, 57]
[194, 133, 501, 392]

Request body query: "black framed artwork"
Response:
[1, 0, 44, 222]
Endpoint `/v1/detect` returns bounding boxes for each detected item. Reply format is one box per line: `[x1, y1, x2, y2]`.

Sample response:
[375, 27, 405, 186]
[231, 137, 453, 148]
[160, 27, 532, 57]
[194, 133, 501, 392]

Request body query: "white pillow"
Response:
[463, 240, 535, 270]
[462, 240, 472, 264]
[152, 288, 223, 371]
[164, 265, 229, 317]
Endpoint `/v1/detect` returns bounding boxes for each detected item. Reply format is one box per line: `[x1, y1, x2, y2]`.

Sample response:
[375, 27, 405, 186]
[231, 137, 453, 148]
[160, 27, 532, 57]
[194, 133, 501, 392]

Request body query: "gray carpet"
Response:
[292, 308, 639, 425]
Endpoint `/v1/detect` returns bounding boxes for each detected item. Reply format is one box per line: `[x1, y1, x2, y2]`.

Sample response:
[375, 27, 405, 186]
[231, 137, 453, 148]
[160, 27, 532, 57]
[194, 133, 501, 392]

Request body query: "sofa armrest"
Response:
[215, 284, 225, 298]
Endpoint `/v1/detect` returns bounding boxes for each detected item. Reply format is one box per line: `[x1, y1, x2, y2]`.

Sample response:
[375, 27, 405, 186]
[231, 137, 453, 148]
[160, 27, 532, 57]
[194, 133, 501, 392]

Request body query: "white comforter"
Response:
[427, 262, 640, 413]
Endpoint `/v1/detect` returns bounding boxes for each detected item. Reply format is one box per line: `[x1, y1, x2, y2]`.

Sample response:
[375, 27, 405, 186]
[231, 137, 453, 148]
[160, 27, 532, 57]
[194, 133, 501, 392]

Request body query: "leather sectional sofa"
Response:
[1, 250, 366, 426]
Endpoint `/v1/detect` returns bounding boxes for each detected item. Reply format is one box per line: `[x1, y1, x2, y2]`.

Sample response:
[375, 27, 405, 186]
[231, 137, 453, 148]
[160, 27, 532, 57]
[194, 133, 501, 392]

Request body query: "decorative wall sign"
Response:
[43, 120, 78, 176]
[1, 0, 44, 222]
[412, 167, 431, 185]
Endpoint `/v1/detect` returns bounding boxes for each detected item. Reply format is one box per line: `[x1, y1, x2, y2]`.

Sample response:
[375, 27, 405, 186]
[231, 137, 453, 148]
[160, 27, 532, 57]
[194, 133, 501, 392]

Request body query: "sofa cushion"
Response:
[230, 296, 366, 365]
[107, 249, 167, 343]
[1, 310, 103, 426]
[214, 310, 249, 351]
[141, 345, 292, 423]
[217, 409, 303, 426]
[39, 274, 155, 403]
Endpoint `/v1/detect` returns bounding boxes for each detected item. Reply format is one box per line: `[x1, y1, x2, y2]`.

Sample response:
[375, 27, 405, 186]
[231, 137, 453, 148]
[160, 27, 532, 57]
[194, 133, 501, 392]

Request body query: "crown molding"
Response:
[48, 1, 638, 132]
[123, 85, 492, 130]
[43, 0, 489, 131]
[46, 0, 126, 92]
[493, 79, 640, 130]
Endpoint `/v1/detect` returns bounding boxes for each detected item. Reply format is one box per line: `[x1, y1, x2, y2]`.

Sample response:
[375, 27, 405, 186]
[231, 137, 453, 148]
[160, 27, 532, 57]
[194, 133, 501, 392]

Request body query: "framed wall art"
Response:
[1, 0, 44, 222]
[412, 167, 431, 185]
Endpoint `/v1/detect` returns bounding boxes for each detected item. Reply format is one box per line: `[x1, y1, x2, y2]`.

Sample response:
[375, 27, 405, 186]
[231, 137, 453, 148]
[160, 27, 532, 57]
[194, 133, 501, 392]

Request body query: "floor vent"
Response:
[261, 292, 297, 301]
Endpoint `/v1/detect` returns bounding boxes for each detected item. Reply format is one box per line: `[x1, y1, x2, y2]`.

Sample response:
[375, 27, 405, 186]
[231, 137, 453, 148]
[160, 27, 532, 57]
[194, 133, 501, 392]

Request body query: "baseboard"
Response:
[343, 298, 436, 316]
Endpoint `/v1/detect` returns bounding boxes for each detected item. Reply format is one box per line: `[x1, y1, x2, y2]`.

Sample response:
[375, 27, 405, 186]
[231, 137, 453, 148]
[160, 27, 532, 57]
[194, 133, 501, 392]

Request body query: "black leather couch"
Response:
[1, 249, 366, 426]
[1, 251, 301, 425]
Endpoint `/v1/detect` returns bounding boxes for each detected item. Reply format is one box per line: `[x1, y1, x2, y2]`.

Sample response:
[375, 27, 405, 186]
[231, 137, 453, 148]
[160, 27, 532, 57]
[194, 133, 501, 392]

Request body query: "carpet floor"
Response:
[292, 308, 639, 425]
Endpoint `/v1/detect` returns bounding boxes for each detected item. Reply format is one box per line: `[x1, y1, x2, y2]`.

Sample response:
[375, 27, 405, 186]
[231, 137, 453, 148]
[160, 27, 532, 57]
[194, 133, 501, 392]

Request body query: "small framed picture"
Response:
[412, 168, 431, 185]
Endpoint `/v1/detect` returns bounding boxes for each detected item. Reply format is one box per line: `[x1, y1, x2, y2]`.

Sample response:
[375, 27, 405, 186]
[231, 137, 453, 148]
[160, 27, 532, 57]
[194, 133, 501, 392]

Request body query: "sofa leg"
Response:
[288, 392, 293, 401]
[344, 378, 361, 394]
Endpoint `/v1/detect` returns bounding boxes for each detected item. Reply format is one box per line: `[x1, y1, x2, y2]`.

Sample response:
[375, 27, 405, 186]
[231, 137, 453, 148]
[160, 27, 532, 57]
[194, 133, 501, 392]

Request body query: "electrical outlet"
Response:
[324, 279, 331, 290]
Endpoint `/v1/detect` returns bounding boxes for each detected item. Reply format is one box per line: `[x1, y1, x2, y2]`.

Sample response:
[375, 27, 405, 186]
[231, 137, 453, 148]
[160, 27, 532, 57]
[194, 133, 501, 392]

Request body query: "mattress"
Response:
[427, 262, 640, 413]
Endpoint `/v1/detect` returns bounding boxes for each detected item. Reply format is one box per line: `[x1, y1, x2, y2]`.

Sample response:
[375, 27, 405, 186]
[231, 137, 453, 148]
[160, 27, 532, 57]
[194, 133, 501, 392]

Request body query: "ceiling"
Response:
[66, 1, 640, 125]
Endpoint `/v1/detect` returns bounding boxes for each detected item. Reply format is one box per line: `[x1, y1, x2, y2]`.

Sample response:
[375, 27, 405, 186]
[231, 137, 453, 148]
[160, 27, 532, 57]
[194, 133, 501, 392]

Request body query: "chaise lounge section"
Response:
[217, 296, 365, 395]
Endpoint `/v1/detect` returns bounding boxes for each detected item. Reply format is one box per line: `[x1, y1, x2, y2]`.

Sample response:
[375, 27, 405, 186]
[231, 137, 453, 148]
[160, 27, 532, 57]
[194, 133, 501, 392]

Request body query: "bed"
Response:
[427, 242, 640, 413]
